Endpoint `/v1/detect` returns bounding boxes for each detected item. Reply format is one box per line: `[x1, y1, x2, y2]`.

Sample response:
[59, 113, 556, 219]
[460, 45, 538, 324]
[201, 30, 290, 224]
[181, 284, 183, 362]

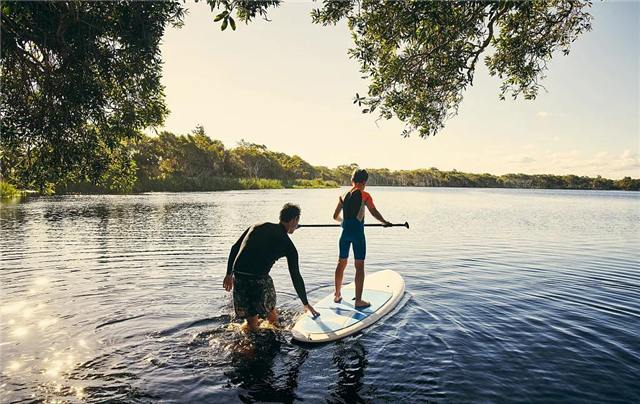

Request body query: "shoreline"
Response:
[3, 183, 639, 200]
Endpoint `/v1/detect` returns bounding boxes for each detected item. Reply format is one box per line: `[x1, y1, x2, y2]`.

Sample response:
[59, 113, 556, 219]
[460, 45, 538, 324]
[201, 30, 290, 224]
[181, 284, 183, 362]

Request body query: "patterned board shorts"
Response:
[232, 275, 277, 319]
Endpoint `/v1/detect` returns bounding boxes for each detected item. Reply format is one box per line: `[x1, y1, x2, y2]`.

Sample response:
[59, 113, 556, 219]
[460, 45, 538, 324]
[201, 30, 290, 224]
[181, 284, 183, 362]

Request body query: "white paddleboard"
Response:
[291, 269, 405, 343]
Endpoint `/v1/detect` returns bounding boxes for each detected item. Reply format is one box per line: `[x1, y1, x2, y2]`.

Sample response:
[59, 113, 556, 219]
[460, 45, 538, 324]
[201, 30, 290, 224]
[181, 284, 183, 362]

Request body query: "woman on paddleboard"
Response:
[332, 169, 391, 308]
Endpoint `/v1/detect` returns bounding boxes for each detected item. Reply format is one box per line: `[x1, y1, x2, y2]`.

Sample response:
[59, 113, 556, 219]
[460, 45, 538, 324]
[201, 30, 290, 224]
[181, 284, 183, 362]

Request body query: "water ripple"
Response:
[1, 188, 639, 403]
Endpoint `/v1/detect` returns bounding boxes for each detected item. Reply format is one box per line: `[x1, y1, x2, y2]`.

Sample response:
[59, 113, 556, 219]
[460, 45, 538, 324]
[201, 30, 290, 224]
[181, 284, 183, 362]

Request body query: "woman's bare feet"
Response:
[355, 300, 371, 308]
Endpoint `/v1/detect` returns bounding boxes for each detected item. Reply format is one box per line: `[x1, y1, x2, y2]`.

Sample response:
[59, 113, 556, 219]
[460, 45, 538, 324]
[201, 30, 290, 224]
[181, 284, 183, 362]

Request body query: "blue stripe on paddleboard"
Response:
[298, 289, 392, 334]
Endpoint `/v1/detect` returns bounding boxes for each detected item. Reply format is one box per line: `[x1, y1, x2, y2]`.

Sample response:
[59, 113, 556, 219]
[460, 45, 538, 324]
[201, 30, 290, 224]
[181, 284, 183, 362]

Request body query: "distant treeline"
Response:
[8, 126, 639, 196]
[362, 168, 640, 191]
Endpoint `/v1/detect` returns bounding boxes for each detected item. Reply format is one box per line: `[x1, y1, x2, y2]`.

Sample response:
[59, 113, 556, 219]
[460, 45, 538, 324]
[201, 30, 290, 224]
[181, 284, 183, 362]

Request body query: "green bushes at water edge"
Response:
[132, 177, 338, 192]
[289, 178, 339, 189]
[1, 182, 22, 199]
[58, 176, 339, 194]
[134, 176, 285, 192]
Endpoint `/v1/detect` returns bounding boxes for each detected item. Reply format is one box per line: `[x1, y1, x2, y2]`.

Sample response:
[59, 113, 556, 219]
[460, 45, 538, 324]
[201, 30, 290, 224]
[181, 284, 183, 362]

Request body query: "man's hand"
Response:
[303, 304, 320, 317]
[223, 274, 233, 292]
[383, 221, 393, 227]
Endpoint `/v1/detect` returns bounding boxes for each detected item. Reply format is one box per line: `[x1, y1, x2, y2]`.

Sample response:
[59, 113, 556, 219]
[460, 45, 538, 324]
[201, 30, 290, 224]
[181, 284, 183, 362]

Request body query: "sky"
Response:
[158, 1, 640, 179]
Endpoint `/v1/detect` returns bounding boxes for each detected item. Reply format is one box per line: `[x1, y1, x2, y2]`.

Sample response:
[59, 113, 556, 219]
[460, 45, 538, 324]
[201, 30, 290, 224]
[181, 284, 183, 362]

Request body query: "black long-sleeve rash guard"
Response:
[226, 222, 309, 305]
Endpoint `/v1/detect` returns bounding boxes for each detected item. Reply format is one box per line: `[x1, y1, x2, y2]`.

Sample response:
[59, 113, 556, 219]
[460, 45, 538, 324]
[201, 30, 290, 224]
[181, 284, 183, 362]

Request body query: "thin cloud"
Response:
[611, 150, 640, 173]
[507, 156, 537, 164]
[537, 111, 565, 118]
[516, 149, 640, 177]
[547, 149, 585, 167]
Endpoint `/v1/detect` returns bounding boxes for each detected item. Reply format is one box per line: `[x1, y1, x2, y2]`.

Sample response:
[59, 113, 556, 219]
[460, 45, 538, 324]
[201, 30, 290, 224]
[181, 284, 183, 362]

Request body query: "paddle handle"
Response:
[298, 222, 409, 229]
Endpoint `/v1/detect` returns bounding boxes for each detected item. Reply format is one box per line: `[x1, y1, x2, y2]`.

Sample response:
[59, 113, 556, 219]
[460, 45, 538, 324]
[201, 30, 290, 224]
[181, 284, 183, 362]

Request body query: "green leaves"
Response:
[215, 10, 235, 31]
[312, 0, 592, 138]
[1, 0, 594, 192]
[209, 0, 281, 31]
[1, 1, 180, 191]
[353, 93, 364, 106]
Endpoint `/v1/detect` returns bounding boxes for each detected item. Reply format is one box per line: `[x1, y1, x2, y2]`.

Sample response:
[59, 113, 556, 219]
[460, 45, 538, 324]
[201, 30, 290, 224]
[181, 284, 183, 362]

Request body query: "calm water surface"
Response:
[1, 188, 639, 403]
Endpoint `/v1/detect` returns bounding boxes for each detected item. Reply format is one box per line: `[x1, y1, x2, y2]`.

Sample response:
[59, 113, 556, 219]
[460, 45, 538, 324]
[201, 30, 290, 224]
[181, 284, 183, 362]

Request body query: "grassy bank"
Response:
[288, 178, 339, 189]
[57, 177, 339, 194]
[1, 182, 23, 199]
[134, 177, 338, 192]
[134, 177, 285, 192]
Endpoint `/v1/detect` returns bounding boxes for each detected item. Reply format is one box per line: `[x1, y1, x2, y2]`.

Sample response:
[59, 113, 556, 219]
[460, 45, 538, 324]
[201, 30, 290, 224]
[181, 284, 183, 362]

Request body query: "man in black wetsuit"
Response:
[223, 203, 320, 331]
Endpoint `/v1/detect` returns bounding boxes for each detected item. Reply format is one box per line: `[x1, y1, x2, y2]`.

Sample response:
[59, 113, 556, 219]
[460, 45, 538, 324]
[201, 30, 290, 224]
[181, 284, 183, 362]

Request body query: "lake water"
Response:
[1, 188, 639, 404]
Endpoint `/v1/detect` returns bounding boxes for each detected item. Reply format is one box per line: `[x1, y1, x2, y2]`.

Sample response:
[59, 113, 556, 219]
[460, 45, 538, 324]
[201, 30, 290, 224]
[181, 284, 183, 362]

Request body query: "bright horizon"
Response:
[157, 1, 639, 179]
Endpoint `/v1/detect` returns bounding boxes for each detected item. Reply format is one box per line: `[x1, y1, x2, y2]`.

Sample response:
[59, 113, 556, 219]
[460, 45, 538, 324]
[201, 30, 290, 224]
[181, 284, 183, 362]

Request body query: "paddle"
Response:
[298, 222, 409, 229]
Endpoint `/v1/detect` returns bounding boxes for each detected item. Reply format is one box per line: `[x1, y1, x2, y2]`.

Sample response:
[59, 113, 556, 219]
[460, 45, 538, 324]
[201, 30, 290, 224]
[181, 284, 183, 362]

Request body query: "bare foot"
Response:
[264, 317, 279, 329]
[334, 293, 342, 303]
[266, 310, 280, 327]
[241, 317, 259, 332]
[355, 300, 371, 309]
[240, 322, 255, 332]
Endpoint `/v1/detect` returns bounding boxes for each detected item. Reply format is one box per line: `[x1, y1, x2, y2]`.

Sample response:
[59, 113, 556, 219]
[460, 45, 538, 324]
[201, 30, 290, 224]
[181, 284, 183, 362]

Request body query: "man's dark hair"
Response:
[351, 169, 369, 184]
[280, 203, 301, 222]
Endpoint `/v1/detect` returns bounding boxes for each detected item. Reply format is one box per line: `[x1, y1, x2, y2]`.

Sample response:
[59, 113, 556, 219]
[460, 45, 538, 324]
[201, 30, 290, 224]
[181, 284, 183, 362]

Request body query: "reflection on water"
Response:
[0, 276, 93, 403]
[1, 189, 639, 403]
[328, 340, 369, 404]
[225, 331, 309, 403]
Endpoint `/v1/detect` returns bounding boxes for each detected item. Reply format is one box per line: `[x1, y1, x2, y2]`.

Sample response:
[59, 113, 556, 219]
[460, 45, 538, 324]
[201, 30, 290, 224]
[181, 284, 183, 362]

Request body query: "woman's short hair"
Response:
[351, 169, 369, 184]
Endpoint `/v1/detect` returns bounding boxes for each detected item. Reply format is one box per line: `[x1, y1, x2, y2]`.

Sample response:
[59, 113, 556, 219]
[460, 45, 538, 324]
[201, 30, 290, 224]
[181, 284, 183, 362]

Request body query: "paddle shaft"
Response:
[298, 221, 409, 229]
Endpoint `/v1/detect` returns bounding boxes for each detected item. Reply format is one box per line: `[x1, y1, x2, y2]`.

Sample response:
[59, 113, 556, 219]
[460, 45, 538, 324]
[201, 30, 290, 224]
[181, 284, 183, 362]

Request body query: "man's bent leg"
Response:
[334, 258, 348, 302]
[234, 276, 255, 326]
[354, 259, 370, 308]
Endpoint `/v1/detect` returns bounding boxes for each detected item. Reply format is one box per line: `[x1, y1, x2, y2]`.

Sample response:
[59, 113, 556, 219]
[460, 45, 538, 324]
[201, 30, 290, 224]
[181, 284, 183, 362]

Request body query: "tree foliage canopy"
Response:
[1, 1, 184, 191]
[308, 0, 592, 137]
[207, 0, 593, 137]
[2, 0, 594, 192]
